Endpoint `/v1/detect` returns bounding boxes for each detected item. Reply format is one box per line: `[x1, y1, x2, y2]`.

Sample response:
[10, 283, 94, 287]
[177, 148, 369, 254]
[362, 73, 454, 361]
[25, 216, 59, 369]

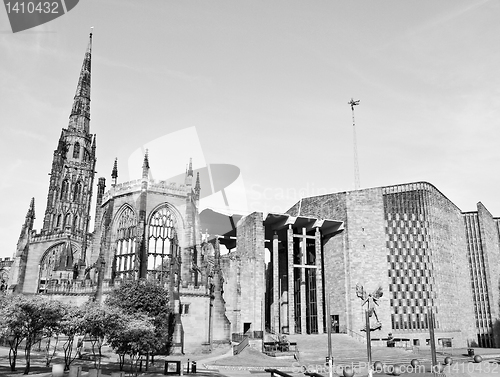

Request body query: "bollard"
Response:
[192, 361, 196, 373]
[52, 364, 64, 377]
[69, 365, 82, 377]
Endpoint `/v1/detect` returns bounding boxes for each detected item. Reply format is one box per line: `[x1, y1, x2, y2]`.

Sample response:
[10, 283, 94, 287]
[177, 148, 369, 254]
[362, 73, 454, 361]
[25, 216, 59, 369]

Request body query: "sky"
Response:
[0, 0, 499, 259]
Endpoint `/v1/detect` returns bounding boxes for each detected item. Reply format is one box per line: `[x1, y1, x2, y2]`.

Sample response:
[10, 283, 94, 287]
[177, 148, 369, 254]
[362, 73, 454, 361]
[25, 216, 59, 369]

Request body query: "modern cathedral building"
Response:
[6, 34, 500, 352]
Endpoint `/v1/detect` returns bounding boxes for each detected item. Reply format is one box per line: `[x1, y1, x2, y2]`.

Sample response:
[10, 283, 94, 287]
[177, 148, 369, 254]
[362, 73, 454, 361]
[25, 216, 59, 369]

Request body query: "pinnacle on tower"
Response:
[185, 158, 194, 186]
[188, 158, 193, 177]
[27, 197, 35, 221]
[68, 32, 93, 134]
[111, 158, 118, 185]
[195, 172, 201, 192]
[143, 150, 150, 170]
[142, 150, 150, 181]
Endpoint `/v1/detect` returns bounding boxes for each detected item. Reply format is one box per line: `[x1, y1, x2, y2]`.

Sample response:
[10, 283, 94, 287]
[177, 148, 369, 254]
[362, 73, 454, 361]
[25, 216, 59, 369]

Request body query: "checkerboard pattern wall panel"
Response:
[383, 183, 437, 331]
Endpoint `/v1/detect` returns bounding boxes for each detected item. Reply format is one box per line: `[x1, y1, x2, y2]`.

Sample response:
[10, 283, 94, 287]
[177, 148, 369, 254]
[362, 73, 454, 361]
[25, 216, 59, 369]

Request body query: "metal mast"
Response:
[348, 98, 361, 190]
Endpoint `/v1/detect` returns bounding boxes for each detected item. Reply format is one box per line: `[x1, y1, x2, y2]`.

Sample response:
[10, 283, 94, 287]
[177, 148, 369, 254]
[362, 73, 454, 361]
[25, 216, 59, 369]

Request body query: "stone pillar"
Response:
[315, 227, 324, 333]
[300, 228, 307, 334]
[273, 233, 279, 334]
[287, 225, 295, 334]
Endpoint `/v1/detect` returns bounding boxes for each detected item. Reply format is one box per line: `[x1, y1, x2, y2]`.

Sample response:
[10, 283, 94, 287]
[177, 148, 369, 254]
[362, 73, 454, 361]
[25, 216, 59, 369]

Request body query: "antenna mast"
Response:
[348, 98, 361, 190]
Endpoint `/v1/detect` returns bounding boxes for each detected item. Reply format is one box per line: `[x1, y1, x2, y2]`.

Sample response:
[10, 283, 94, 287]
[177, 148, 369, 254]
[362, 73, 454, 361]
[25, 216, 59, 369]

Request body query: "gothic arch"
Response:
[111, 204, 139, 280]
[147, 202, 185, 229]
[38, 241, 80, 291]
[145, 203, 183, 282]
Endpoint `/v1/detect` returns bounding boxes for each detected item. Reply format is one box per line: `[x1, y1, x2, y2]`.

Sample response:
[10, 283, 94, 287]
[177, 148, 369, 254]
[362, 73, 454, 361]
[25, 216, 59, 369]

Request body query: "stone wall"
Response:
[425, 185, 476, 346]
[179, 286, 211, 351]
[478, 202, 500, 346]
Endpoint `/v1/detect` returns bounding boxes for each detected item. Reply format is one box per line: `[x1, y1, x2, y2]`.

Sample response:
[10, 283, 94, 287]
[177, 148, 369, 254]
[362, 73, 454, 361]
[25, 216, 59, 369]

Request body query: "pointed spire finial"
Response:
[188, 158, 193, 177]
[143, 149, 150, 169]
[27, 197, 35, 220]
[194, 172, 201, 199]
[185, 158, 193, 186]
[111, 158, 118, 185]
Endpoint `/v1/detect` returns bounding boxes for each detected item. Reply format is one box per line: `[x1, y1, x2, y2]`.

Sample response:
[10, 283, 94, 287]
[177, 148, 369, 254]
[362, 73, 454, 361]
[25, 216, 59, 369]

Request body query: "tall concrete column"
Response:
[273, 233, 280, 334]
[315, 227, 324, 333]
[300, 228, 307, 334]
[287, 225, 295, 334]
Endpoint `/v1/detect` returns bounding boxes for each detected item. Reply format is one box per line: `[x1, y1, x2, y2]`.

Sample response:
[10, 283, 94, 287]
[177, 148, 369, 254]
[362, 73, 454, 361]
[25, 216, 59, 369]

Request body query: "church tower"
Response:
[41, 32, 96, 263]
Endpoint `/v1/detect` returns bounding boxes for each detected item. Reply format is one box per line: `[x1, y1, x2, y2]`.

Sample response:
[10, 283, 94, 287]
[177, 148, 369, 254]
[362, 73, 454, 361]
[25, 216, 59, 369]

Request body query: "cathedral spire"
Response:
[68, 31, 93, 134]
[111, 158, 118, 185]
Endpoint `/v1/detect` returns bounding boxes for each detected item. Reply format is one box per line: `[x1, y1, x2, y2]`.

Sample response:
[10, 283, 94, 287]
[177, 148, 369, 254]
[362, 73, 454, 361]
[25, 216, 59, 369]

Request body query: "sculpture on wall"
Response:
[356, 283, 383, 331]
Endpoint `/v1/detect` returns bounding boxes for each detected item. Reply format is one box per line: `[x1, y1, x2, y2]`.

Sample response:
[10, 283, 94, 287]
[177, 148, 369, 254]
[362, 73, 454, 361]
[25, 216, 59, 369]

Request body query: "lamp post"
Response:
[365, 310, 373, 377]
[327, 294, 333, 377]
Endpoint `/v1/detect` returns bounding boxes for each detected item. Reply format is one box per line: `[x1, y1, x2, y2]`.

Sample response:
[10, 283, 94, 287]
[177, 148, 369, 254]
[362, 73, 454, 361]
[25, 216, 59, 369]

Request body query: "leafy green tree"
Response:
[105, 279, 174, 356]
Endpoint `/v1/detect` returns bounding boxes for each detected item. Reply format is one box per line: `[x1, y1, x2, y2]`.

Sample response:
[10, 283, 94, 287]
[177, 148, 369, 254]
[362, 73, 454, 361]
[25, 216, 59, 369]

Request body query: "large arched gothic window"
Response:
[147, 206, 178, 282]
[113, 207, 138, 279]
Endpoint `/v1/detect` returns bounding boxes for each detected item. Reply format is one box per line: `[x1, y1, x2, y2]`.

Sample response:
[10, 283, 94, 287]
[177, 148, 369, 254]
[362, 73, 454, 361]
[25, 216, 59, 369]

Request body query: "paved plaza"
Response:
[3, 334, 500, 377]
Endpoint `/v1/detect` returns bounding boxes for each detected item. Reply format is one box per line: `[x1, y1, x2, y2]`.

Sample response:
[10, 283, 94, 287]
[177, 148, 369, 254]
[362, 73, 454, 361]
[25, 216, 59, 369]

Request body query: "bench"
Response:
[264, 368, 294, 377]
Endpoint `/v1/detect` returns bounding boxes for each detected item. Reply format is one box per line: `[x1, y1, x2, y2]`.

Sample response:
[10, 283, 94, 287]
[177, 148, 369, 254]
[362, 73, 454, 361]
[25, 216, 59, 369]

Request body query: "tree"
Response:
[106, 313, 158, 375]
[81, 302, 124, 368]
[59, 305, 85, 370]
[0, 295, 65, 374]
[0, 295, 26, 372]
[105, 279, 174, 356]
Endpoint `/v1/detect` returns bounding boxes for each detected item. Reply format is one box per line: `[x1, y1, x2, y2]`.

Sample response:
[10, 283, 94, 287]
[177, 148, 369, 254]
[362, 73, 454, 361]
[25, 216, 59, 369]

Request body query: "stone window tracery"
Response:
[113, 207, 138, 279]
[147, 206, 178, 282]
